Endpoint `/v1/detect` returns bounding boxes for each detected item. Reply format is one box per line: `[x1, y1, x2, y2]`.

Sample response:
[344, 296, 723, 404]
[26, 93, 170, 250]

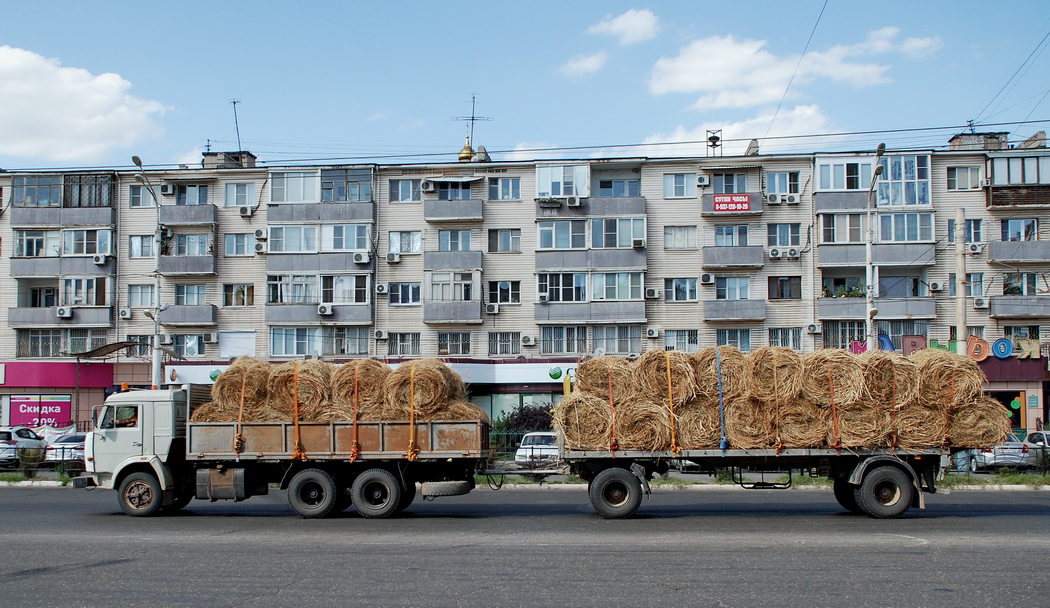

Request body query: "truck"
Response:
[78, 385, 952, 520]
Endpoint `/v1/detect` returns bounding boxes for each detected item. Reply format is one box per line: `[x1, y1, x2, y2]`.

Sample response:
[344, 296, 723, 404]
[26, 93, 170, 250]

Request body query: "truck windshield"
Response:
[100, 406, 139, 429]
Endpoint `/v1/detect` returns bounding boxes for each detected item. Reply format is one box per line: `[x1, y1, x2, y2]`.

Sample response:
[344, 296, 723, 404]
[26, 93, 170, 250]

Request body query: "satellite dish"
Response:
[593, 347, 607, 358]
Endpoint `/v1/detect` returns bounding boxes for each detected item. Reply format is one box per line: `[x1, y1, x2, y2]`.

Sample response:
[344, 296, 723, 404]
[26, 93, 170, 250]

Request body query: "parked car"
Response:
[515, 431, 559, 469]
[0, 426, 47, 469]
[45, 433, 86, 469]
[966, 434, 1030, 472]
[1023, 430, 1050, 470]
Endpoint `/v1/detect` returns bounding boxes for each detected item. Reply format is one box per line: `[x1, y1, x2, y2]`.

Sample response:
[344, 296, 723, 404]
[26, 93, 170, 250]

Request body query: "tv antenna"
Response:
[452, 94, 492, 144]
[231, 99, 243, 151]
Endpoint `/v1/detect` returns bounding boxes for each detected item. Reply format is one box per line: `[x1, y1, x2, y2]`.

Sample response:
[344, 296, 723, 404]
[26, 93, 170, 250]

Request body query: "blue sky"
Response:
[0, 1, 1047, 170]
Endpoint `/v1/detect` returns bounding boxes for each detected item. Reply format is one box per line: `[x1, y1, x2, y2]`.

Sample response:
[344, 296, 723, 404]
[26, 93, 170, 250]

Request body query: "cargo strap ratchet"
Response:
[407, 362, 420, 462]
[291, 362, 307, 460]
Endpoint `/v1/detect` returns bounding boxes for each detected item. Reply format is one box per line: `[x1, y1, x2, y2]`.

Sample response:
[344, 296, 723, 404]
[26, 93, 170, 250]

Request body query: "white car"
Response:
[0, 426, 47, 469]
[515, 432, 559, 469]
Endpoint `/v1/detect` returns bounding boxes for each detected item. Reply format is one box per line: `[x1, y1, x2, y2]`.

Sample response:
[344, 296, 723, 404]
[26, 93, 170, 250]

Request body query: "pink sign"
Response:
[712, 194, 751, 212]
[10, 395, 72, 427]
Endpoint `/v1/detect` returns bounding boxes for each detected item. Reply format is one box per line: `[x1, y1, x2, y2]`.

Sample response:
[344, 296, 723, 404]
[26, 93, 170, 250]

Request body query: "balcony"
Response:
[9, 206, 114, 227]
[703, 299, 766, 321]
[987, 240, 1050, 264]
[424, 251, 483, 270]
[818, 297, 936, 320]
[814, 191, 869, 211]
[159, 254, 216, 276]
[7, 306, 112, 328]
[701, 193, 763, 216]
[10, 256, 113, 277]
[158, 304, 217, 326]
[535, 196, 646, 218]
[423, 301, 483, 324]
[990, 295, 1050, 319]
[535, 300, 646, 324]
[701, 245, 764, 269]
[265, 303, 372, 325]
[159, 204, 217, 226]
[266, 252, 371, 273]
[817, 243, 936, 266]
[267, 201, 373, 222]
[988, 184, 1050, 209]
[424, 199, 483, 222]
[534, 249, 646, 271]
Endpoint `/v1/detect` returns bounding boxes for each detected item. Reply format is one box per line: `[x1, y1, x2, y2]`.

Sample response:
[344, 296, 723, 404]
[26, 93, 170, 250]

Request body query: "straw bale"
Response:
[331, 359, 391, 421]
[553, 392, 613, 450]
[724, 397, 774, 449]
[676, 397, 722, 449]
[800, 349, 864, 406]
[746, 347, 803, 404]
[632, 350, 697, 406]
[774, 399, 827, 449]
[573, 356, 634, 403]
[949, 397, 1012, 448]
[266, 360, 334, 421]
[691, 346, 751, 401]
[424, 400, 491, 423]
[909, 348, 985, 408]
[615, 398, 674, 452]
[190, 401, 288, 423]
[825, 400, 891, 448]
[892, 403, 949, 449]
[211, 356, 271, 418]
[383, 359, 464, 418]
[859, 350, 919, 410]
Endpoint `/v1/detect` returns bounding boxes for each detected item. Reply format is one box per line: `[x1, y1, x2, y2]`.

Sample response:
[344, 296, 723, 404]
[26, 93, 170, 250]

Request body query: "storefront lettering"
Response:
[926, 336, 1041, 361]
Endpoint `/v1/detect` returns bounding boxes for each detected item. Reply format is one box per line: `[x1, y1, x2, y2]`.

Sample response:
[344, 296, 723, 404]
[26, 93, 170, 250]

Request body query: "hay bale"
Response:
[330, 359, 391, 421]
[615, 399, 673, 451]
[775, 399, 827, 448]
[825, 400, 891, 448]
[859, 350, 919, 410]
[677, 397, 722, 449]
[724, 397, 774, 449]
[211, 356, 271, 417]
[949, 397, 1012, 448]
[190, 400, 288, 423]
[747, 347, 803, 404]
[909, 349, 986, 409]
[691, 346, 751, 401]
[801, 349, 864, 406]
[553, 392, 613, 450]
[893, 403, 949, 449]
[574, 356, 634, 403]
[631, 350, 697, 406]
[383, 359, 465, 419]
[424, 400, 491, 423]
[266, 359, 334, 421]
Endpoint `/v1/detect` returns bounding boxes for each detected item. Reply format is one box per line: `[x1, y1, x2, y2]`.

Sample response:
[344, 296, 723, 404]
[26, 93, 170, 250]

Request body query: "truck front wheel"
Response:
[118, 472, 163, 517]
[352, 468, 401, 519]
[588, 468, 643, 519]
[856, 466, 914, 519]
[287, 469, 338, 519]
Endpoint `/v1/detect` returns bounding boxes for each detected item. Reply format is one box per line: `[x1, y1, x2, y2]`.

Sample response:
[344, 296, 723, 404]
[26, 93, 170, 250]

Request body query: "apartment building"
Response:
[0, 135, 1047, 431]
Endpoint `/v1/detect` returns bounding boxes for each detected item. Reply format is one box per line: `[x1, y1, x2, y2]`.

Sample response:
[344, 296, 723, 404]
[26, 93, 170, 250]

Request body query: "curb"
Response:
[0, 480, 67, 488]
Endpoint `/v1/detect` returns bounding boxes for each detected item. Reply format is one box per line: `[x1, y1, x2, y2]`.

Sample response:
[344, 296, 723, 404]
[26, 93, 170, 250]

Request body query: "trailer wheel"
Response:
[118, 472, 163, 517]
[396, 481, 416, 512]
[855, 466, 914, 519]
[352, 468, 401, 519]
[588, 468, 642, 519]
[287, 469, 338, 519]
[832, 479, 862, 514]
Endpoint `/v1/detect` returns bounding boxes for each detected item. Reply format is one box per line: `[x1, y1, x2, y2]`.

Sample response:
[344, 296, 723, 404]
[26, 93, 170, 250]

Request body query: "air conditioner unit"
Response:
[973, 298, 989, 309]
[118, 308, 132, 320]
[56, 307, 73, 319]
[386, 252, 401, 264]
[420, 180, 436, 193]
[485, 303, 500, 314]
[929, 282, 944, 292]
[254, 228, 268, 240]
[644, 287, 660, 299]
[254, 242, 267, 254]
[769, 248, 782, 259]
[967, 242, 984, 255]
[786, 248, 801, 258]
[632, 238, 646, 249]
[159, 184, 176, 196]
[538, 293, 549, 303]
[766, 194, 782, 205]
[697, 175, 710, 187]
[806, 323, 822, 334]
[520, 335, 536, 346]
[92, 254, 108, 265]
[700, 273, 716, 285]
[353, 252, 371, 264]
[565, 196, 581, 207]
[317, 304, 333, 316]
[160, 334, 174, 345]
[375, 284, 389, 294]
[204, 333, 219, 344]
[645, 327, 660, 339]
[981, 178, 992, 187]
[239, 206, 253, 218]
[374, 329, 389, 340]
[784, 194, 799, 204]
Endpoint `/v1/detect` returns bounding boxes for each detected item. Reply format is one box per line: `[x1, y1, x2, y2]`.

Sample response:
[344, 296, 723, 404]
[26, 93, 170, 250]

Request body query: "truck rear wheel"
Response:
[856, 466, 914, 519]
[588, 468, 642, 519]
[832, 479, 862, 514]
[118, 472, 163, 517]
[352, 468, 401, 519]
[287, 469, 337, 519]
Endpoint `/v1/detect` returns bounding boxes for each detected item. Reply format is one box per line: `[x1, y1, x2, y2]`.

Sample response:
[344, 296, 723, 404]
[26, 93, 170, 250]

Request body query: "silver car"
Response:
[0, 426, 47, 469]
[45, 433, 87, 469]
[515, 432, 559, 469]
[1023, 431, 1050, 470]
[967, 434, 1030, 472]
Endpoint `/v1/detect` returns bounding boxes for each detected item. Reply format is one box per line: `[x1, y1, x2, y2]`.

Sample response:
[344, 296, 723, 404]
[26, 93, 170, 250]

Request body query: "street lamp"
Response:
[132, 156, 164, 389]
[865, 144, 886, 353]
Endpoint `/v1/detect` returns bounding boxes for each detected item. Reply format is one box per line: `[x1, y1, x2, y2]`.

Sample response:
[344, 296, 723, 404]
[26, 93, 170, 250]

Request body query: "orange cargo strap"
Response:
[291, 362, 307, 460]
[349, 363, 361, 463]
[233, 374, 248, 458]
[942, 367, 957, 448]
[772, 350, 783, 454]
[407, 362, 420, 461]
[888, 372, 899, 454]
[827, 362, 842, 454]
[666, 351, 681, 455]
[607, 360, 619, 454]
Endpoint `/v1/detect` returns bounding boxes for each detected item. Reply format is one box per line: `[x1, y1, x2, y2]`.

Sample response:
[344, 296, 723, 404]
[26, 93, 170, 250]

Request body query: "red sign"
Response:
[712, 194, 751, 212]
[10, 395, 72, 427]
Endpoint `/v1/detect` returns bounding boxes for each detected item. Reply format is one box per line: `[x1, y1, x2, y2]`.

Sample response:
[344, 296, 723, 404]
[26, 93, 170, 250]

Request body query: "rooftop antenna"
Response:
[707, 129, 722, 157]
[231, 99, 243, 151]
[205, 139, 212, 153]
[452, 94, 492, 146]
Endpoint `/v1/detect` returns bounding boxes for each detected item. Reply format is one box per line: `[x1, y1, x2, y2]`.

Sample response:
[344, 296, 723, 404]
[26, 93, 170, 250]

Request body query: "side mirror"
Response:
[1037, 442, 1045, 447]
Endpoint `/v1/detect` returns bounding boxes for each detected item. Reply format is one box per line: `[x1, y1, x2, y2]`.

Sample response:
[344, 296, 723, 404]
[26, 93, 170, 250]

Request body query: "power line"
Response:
[765, 0, 828, 138]
[972, 22, 1050, 124]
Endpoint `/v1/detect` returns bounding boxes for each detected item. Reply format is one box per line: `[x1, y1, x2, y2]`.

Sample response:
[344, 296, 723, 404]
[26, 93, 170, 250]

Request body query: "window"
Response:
[541, 326, 588, 355]
[269, 226, 317, 252]
[992, 156, 1050, 185]
[438, 181, 472, 201]
[67, 328, 108, 354]
[1003, 273, 1038, 296]
[947, 219, 983, 243]
[947, 167, 981, 190]
[175, 234, 210, 256]
[29, 286, 58, 308]
[271, 327, 321, 356]
[1001, 219, 1037, 242]
[62, 277, 107, 306]
[324, 327, 369, 356]
[663, 173, 697, 198]
[1004, 326, 1040, 343]
[590, 218, 645, 248]
[538, 220, 586, 249]
[717, 328, 751, 352]
[876, 155, 930, 205]
[714, 174, 747, 194]
[488, 177, 520, 200]
[438, 230, 471, 251]
[173, 335, 205, 357]
[323, 225, 369, 251]
[488, 229, 521, 253]
[947, 273, 985, 297]
[875, 320, 928, 350]
[388, 231, 422, 254]
[488, 281, 520, 304]
[715, 225, 749, 246]
[15, 230, 58, 257]
[321, 168, 372, 202]
[664, 330, 699, 352]
[124, 335, 151, 358]
[664, 226, 697, 249]
[176, 185, 208, 206]
[388, 333, 421, 356]
[438, 332, 471, 355]
[175, 284, 206, 306]
[664, 278, 698, 301]
[127, 285, 154, 307]
[593, 325, 642, 354]
[16, 329, 61, 357]
[821, 276, 864, 298]
[271, 172, 319, 203]
[224, 183, 255, 207]
[592, 272, 643, 300]
[766, 172, 799, 194]
[488, 332, 521, 355]
[767, 224, 801, 247]
[12, 176, 61, 207]
[267, 275, 317, 304]
[321, 275, 368, 304]
[431, 272, 473, 301]
[817, 159, 875, 191]
[63, 229, 111, 255]
[879, 213, 933, 242]
[224, 233, 251, 256]
[598, 179, 639, 197]
[130, 185, 155, 207]
[127, 235, 153, 258]
[967, 326, 985, 340]
[879, 275, 921, 298]
[768, 276, 802, 300]
[715, 277, 749, 300]
[223, 284, 254, 307]
[538, 273, 587, 302]
[64, 174, 115, 208]
[389, 282, 421, 305]
[768, 328, 803, 350]
[536, 165, 589, 197]
[389, 179, 421, 202]
[821, 214, 862, 243]
[823, 321, 867, 350]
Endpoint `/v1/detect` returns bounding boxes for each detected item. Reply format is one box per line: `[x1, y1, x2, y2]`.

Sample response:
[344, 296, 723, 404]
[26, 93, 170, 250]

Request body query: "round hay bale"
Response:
[775, 399, 827, 448]
[383, 359, 465, 419]
[189, 401, 231, 423]
[800, 349, 864, 406]
[949, 397, 1012, 448]
[331, 359, 391, 421]
[893, 403, 949, 449]
[266, 360, 334, 421]
[825, 400, 891, 448]
[573, 356, 634, 403]
[614, 399, 673, 452]
[909, 348, 985, 408]
[211, 356, 272, 420]
[691, 346, 751, 401]
[553, 392, 612, 451]
[724, 397, 774, 449]
[631, 350, 697, 406]
[746, 347, 803, 404]
[859, 350, 919, 410]
[676, 397, 721, 449]
[425, 400, 491, 423]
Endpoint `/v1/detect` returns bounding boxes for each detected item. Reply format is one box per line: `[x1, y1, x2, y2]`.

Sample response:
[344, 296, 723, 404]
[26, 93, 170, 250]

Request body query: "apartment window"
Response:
[664, 330, 699, 352]
[766, 172, 799, 194]
[879, 213, 933, 242]
[269, 226, 317, 253]
[62, 277, 107, 306]
[947, 219, 983, 243]
[714, 225, 748, 246]
[128, 235, 155, 258]
[175, 284, 206, 306]
[768, 276, 802, 300]
[65, 328, 108, 355]
[768, 327, 803, 350]
[63, 174, 115, 208]
[714, 174, 747, 194]
[488, 229, 521, 253]
[17, 329, 62, 357]
[439, 230, 471, 252]
[1003, 273, 1038, 296]
[29, 287, 58, 308]
[127, 285, 154, 308]
[389, 179, 421, 202]
[175, 234, 210, 256]
[717, 328, 751, 352]
[224, 183, 255, 207]
[538, 273, 587, 302]
[388, 231, 422, 254]
[879, 275, 921, 298]
[536, 164, 589, 197]
[876, 155, 930, 205]
[488, 177, 520, 200]
[129, 185, 155, 208]
[323, 224, 369, 251]
[875, 320, 928, 350]
[15, 230, 59, 257]
[488, 281, 520, 304]
[223, 284, 254, 307]
[124, 335, 151, 358]
[488, 332, 521, 355]
[947, 273, 984, 297]
[821, 214, 862, 243]
[388, 333, 421, 356]
[224, 233, 251, 256]
[438, 181, 472, 201]
[173, 334, 205, 357]
[321, 168, 372, 202]
[438, 332, 471, 355]
[324, 326, 369, 356]
[12, 176, 61, 207]
[947, 167, 981, 191]
[664, 278, 697, 302]
[823, 321, 867, 350]
[817, 159, 874, 191]
[1001, 219, 1037, 242]
[541, 326, 588, 355]
[175, 185, 208, 206]
[1004, 326, 1040, 343]
[321, 275, 368, 304]
[967, 326, 985, 340]
[63, 229, 111, 255]
[271, 172, 319, 203]
[992, 156, 1050, 185]
[591, 218, 645, 248]
[389, 283, 421, 305]
[664, 226, 697, 249]
[267, 275, 317, 304]
[431, 272, 473, 301]
[271, 327, 321, 356]
[593, 325, 642, 354]
[767, 224, 801, 247]
[715, 277, 749, 300]
[663, 173, 697, 199]
[538, 220, 586, 249]
[821, 276, 864, 297]
[592, 272, 643, 300]
[598, 179, 639, 197]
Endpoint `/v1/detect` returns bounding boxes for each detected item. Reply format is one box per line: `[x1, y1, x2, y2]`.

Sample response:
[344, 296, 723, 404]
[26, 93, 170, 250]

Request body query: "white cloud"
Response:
[640, 105, 835, 156]
[588, 9, 659, 45]
[561, 51, 608, 77]
[0, 46, 166, 162]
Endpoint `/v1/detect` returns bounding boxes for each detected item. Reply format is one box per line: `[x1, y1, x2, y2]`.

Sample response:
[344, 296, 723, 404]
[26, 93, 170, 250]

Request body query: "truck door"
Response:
[92, 404, 144, 481]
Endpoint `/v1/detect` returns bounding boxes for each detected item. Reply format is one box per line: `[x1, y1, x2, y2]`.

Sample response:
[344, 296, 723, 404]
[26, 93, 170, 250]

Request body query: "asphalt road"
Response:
[1, 485, 1048, 608]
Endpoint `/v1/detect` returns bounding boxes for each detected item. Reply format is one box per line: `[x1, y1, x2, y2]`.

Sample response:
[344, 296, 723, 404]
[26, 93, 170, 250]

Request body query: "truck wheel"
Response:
[118, 472, 163, 517]
[832, 479, 862, 514]
[287, 469, 338, 519]
[352, 468, 401, 519]
[396, 481, 416, 512]
[588, 468, 642, 519]
[856, 466, 914, 519]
